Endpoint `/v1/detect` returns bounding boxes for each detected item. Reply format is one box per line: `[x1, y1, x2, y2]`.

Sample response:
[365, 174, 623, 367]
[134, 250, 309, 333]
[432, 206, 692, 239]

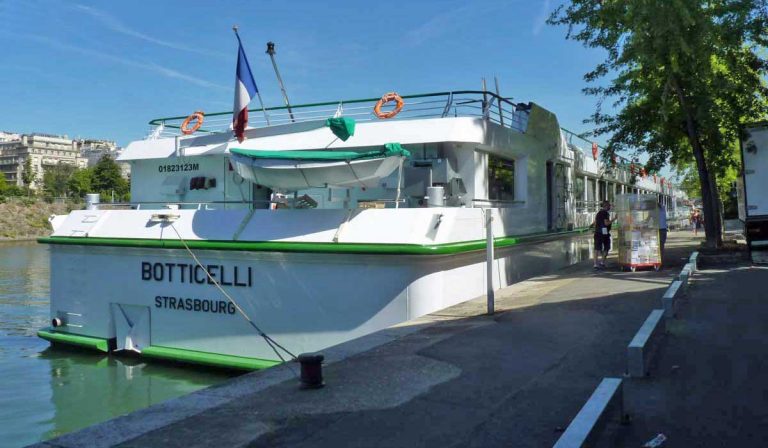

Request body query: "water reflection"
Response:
[0, 242, 234, 447]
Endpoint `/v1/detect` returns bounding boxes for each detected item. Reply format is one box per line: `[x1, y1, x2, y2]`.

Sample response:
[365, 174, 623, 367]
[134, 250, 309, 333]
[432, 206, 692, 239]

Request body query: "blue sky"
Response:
[0, 0, 612, 150]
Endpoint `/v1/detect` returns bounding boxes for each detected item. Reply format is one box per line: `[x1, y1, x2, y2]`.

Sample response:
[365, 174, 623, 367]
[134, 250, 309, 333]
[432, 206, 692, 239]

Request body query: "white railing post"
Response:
[485, 209, 495, 315]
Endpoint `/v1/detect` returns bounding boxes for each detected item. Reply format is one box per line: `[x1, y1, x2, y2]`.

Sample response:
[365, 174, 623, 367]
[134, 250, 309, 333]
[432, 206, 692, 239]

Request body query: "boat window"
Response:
[574, 177, 585, 201]
[586, 178, 596, 201]
[488, 155, 514, 201]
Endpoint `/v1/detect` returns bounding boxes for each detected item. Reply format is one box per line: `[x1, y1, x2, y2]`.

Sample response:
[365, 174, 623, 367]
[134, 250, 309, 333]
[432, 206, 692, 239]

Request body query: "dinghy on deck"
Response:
[229, 143, 410, 190]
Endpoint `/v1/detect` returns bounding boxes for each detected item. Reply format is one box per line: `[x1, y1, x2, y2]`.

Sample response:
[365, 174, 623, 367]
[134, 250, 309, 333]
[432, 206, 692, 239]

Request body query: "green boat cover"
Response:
[230, 143, 410, 162]
[325, 116, 356, 141]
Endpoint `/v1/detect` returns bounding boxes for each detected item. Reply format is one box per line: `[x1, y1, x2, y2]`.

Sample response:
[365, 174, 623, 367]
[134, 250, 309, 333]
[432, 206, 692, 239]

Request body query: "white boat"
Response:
[38, 91, 681, 369]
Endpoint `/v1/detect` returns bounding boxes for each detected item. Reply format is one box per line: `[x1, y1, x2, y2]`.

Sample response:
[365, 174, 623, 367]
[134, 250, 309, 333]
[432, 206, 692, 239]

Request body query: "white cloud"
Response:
[533, 0, 552, 36]
[13, 32, 228, 90]
[403, 4, 474, 46]
[73, 4, 227, 59]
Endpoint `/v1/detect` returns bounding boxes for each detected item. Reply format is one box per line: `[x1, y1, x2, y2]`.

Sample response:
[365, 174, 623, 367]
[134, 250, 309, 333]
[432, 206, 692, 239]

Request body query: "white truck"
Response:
[739, 121, 768, 261]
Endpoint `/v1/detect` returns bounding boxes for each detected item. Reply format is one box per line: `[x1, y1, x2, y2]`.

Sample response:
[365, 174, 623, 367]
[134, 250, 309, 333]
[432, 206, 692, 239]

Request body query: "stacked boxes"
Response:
[615, 194, 661, 269]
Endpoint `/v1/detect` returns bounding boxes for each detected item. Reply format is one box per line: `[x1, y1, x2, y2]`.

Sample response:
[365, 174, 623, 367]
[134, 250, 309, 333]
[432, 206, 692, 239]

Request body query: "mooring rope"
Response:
[168, 222, 298, 367]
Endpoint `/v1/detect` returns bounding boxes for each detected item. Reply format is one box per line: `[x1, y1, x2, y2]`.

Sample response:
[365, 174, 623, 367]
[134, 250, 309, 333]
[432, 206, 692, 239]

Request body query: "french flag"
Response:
[232, 35, 258, 143]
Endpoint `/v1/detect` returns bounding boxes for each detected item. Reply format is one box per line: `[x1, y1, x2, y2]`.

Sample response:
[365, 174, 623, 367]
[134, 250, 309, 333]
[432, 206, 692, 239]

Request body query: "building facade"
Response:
[0, 134, 131, 191]
[78, 139, 130, 177]
[0, 134, 87, 189]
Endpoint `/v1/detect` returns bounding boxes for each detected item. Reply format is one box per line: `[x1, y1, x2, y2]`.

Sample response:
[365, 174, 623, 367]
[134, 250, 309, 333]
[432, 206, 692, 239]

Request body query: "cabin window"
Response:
[586, 178, 596, 202]
[574, 177, 585, 201]
[488, 155, 515, 201]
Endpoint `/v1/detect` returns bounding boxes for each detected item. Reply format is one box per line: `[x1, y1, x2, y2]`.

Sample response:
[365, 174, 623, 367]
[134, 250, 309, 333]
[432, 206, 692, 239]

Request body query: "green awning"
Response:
[230, 143, 410, 162]
[325, 116, 356, 141]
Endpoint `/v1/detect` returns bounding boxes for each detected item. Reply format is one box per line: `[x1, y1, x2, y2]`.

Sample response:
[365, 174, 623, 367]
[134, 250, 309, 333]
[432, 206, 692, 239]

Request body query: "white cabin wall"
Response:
[474, 106, 562, 235]
[453, 147, 485, 203]
[515, 156, 528, 202]
[130, 156, 231, 207]
[223, 157, 255, 208]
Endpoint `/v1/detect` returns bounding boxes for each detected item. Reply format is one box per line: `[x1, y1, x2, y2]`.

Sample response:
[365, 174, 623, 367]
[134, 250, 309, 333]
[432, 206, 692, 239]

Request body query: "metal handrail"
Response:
[472, 198, 526, 205]
[560, 127, 634, 168]
[147, 90, 527, 137]
[149, 90, 517, 123]
[95, 198, 407, 210]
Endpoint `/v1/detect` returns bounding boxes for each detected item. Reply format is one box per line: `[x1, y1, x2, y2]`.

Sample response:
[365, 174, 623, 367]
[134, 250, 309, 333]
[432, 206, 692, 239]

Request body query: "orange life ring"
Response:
[180, 110, 205, 135]
[373, 92, 404, 119]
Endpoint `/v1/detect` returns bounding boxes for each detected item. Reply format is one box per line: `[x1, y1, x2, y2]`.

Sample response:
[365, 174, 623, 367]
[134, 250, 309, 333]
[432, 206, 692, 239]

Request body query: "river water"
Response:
[0, 242, 235, 447]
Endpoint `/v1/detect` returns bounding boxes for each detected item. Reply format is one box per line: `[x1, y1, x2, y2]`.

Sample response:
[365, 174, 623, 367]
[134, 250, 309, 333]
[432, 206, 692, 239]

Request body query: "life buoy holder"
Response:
[181, 110, 205, 135]
[373, 92, 404, 119]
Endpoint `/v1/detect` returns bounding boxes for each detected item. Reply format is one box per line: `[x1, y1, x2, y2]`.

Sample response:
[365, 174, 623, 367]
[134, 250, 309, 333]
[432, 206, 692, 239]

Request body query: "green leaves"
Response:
[551, 0, 767, 245]
[92, 154, 129, 200]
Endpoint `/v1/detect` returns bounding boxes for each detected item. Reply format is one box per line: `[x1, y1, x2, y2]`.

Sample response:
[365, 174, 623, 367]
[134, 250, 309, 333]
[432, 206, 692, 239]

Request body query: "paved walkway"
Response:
[39, 232, 703, 448]
[602, 260, 768, 447]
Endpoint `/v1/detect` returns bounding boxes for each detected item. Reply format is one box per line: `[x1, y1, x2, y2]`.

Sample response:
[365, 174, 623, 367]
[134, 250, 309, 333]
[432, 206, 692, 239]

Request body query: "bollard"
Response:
[689, 252, 699, 273]
[298, 353, 325, 389]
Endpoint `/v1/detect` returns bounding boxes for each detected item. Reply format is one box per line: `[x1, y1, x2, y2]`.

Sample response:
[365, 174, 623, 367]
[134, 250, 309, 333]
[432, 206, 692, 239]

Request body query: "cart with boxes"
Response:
[615, 194, 662, 271]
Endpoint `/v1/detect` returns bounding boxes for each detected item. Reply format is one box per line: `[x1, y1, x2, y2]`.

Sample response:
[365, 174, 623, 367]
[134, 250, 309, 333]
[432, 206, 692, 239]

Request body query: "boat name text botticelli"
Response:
[141, 262, 253, 287]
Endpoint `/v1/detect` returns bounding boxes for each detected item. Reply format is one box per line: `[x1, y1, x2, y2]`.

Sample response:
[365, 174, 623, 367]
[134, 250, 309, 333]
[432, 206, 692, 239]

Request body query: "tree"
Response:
[42, 163, 75, 198]
[67, 167, 94, 198]
[549, 0, 768, 247]
[0, 174, 7, 196]
[92, 154, 129, 201]
[21, 157, 36, 195]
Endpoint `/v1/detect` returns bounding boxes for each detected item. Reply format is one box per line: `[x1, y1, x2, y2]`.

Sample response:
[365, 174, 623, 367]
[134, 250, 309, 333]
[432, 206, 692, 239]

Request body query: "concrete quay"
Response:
[36, 231, 759, 448]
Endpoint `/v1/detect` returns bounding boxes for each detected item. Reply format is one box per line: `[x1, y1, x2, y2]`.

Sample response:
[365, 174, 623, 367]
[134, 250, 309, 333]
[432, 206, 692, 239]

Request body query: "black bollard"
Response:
[297, 352, 325, 389]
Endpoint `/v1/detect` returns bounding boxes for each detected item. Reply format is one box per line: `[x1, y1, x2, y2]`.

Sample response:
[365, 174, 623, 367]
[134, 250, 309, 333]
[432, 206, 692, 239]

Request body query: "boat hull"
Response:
[41, 231, 594, 369]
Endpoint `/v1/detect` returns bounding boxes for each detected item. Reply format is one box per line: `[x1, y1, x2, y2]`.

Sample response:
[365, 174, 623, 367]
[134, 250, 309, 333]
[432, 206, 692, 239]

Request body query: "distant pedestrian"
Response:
[658, 198, 667, 260]
[692, 210, 702, 236]
[593, 200, 612, 270]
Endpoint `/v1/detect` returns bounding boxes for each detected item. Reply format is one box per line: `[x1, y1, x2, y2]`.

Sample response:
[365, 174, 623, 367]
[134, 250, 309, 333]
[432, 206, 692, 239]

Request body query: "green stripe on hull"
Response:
[141, 346, 280, 371]
[38, 228, 588, 255]
[38, 328, 110, 352]
[37, 329, 280, 370]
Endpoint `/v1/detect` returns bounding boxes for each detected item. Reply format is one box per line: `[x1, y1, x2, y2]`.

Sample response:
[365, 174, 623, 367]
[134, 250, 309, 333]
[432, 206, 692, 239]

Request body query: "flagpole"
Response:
[233, 26, 270, 126]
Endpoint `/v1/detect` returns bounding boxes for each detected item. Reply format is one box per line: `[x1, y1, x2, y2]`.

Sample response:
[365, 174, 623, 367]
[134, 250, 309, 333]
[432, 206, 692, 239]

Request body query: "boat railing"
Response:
[471, 198, 526, 207]
[93, 200, 274, 211]
[90, 198, 408, 211]
[575, 200, 603, 214]
[560, 127, 635, 169]
[146, 90, 529, 139]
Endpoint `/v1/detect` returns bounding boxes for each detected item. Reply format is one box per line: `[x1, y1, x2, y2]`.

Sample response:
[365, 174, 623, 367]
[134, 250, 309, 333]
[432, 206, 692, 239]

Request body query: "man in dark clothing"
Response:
[658, 197, 668, 260]
[594, 200, 612, 269]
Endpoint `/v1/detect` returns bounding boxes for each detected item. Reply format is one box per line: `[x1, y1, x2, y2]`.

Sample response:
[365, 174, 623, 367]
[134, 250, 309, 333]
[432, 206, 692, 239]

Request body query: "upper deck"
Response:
[116, 90, 680, 223]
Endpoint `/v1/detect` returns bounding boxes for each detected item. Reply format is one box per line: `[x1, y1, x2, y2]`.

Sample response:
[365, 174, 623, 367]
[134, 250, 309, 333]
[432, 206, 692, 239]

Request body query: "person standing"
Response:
[593, 200, 612, 270]
[658, 198, 668, 260]
[692, 210, 702, 236]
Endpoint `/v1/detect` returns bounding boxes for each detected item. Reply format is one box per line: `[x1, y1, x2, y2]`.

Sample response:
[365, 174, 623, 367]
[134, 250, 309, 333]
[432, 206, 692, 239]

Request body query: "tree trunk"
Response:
[672, 77, 723, 247]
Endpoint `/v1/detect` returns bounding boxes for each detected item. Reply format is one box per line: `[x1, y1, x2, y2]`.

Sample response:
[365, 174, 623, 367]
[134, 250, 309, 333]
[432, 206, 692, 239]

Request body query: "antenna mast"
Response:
[266, 42, 295, 122]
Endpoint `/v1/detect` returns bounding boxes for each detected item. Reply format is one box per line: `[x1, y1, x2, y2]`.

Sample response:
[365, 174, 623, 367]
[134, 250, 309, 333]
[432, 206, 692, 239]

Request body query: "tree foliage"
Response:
[92, 154, 129, 200]
[67, 168, 93, 198]
[21, 157, 35, 194]
[42, 163, 76, 198]
[549, 0, 768, 246]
